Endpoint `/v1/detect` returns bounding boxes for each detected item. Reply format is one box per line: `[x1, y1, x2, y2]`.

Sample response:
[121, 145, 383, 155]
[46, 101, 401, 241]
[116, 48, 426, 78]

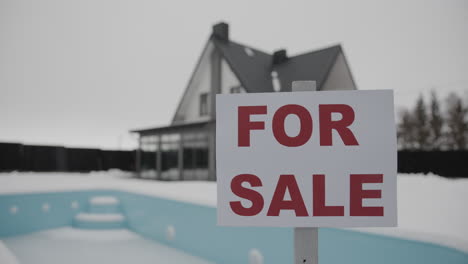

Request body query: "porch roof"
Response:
[131, 121, 212, 135]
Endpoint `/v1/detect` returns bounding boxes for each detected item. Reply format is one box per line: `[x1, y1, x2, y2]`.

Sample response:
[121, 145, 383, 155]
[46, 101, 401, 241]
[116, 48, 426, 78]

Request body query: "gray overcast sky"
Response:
[1, 0, 467, 149]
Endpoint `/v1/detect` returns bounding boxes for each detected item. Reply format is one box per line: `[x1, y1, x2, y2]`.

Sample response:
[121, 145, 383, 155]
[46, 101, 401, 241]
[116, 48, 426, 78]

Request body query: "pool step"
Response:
[88, 203, 121, 213]
[73, 196, 127, 229]
[89, 196, 121, 213]
[73, 213, 126, 229]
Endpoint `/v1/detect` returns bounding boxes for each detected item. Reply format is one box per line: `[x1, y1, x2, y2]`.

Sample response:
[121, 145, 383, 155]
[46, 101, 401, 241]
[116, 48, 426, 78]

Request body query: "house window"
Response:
[230, 85, 242, 94]
[199, 93, 208, 116]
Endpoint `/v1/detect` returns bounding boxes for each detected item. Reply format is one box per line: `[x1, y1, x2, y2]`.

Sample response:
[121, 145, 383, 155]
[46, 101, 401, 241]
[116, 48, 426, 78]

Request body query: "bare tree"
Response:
[429, 91, 444, 149]
[413, 94, 430, 149]
[445, 93, 468, 150]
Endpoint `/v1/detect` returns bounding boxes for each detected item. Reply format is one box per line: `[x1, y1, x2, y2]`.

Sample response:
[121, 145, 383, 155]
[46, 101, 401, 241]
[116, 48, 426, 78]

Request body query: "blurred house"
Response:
[132, 22, 356, 181]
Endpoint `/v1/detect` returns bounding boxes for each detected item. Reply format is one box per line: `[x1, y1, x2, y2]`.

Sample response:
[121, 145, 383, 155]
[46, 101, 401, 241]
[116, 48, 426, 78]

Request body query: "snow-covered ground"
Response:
[3, 227, 213, 264]
[0, 240, 19, 264]
[0, 170, 217, 206]
[0, 171, 467, 253]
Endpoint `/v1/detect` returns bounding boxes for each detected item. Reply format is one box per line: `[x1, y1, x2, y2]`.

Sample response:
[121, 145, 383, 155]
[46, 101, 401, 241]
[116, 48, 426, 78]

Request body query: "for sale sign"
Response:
[216, 90, 397, 227]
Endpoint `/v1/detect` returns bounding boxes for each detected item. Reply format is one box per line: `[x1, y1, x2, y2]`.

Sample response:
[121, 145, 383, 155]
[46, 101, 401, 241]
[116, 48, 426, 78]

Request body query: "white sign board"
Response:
[216, 90, 397, 227]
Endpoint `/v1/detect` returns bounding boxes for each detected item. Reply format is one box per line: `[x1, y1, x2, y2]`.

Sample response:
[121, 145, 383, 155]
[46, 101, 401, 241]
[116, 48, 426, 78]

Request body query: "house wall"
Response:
[321, 52, 356, 91]
[172, 42, 245, 124]
[172, 43, 214, 125]
[172, 42, 245, 125]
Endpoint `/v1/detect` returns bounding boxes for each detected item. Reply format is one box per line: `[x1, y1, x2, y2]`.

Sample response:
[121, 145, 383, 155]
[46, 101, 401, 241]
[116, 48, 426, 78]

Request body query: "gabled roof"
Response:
[133, 23, 351, 134]
[273, 45, 342, 91]
[213, 37, 342, 92]
[212, 38, 274, 93]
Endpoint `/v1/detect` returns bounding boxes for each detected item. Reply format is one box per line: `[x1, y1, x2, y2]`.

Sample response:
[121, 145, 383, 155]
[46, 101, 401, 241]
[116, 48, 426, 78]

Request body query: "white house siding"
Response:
[321, 52, 356, 91]
[172, 43, 247, 125]
[172, 42, 214, 125]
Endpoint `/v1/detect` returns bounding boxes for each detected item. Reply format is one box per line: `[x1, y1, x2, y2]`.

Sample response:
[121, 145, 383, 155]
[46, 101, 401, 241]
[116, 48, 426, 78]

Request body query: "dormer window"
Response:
[244, 47, 255, 57]
[230, 85, 242, 94]
[271, 71, 281, 92]
[199, 93, 208, 116]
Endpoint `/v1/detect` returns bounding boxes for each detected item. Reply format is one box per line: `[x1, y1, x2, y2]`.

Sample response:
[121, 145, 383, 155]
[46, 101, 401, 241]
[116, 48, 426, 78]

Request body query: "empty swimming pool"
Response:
[1, 189, 467, 264]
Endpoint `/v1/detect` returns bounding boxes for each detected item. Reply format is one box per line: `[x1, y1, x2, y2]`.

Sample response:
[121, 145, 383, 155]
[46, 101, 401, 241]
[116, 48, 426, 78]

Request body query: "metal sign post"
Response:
[292, 81, 318, 264]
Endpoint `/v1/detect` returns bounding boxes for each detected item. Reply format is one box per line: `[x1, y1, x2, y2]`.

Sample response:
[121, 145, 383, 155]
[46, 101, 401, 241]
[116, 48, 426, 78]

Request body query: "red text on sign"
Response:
[229, 173, 383, 217]
[238, 104, 359, 147]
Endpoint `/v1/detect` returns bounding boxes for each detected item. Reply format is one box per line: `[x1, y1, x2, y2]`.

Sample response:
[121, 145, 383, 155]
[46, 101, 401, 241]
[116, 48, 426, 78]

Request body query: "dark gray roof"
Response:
[131, 120, 211, 135]
[213, 38, 275, 93]
[213, 37, 342, 92]
[273, 45, 342, 91]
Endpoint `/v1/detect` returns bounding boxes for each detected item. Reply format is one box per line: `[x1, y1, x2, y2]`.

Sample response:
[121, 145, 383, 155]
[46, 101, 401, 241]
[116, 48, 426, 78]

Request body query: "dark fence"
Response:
[398, 150, 468, 178]
[0, 142, 135, 172]
[1, 143, 467, 177]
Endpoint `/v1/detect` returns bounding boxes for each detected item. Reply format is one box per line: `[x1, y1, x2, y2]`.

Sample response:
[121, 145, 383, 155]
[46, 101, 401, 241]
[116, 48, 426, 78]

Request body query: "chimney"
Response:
[272, 49, 288, 65]
[212, 22, 229, 42]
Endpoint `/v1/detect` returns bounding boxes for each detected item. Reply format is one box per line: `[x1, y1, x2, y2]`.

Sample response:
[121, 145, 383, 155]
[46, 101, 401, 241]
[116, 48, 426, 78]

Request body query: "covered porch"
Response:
[133, 121, 215, 181]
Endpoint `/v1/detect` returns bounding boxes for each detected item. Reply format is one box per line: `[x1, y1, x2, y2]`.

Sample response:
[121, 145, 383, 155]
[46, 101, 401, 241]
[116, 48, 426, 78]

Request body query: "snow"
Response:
[89, 196, 119, 205]
[0, 171, 467, 254]
[0, 170, 217, 207]
[0, 241, 19, 264]
[2, 227, 213, 264]
[355, 173, 468, 254]
[75, 213, 125, 222]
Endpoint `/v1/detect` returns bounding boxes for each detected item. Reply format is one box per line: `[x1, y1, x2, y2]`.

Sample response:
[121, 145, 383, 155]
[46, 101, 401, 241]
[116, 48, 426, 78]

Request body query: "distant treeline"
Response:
[397, 91, 468, 150]
[0, 142, 135, 172]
